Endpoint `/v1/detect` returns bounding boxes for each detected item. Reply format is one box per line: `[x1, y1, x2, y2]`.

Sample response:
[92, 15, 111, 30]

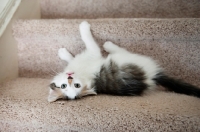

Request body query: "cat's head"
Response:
[48, 72, 96, 102]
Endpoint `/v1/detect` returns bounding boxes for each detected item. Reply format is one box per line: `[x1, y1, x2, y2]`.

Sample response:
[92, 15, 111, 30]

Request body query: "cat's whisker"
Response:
[47, 63, 60, 75]
[47, 21, 200, 103]
[44, 67, 57, 77]
[51, 68, 59, 75]
[47, 72, 56, 77]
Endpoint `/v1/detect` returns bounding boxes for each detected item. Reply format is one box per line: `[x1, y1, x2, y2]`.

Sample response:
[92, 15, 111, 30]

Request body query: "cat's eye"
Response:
[74, 83, 81, 88]
[61, 84, 67, 89]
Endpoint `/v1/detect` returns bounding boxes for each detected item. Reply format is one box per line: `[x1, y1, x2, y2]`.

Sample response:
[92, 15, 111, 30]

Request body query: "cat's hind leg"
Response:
[103, 41, 127, 54]
[79, 21, 101, 55]
[58, 48, 74, 63]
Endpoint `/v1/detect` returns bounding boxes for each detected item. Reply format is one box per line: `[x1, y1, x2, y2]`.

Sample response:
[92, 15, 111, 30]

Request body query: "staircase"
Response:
[0, 0, 200, 131]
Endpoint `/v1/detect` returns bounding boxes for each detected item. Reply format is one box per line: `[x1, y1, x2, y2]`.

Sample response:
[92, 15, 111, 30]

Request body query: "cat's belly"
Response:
[105, 53, 162, 79]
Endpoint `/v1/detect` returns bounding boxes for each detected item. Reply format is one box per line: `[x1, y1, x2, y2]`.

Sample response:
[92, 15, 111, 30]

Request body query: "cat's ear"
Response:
[78, 87, 97, 98]
[48, 89, 64, 102]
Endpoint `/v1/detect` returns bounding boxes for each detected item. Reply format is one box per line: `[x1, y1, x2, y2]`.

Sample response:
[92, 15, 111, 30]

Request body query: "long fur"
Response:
[48, 21, 200, 102]
[94, 62, 200, 98]
[94, 61, 148, 96]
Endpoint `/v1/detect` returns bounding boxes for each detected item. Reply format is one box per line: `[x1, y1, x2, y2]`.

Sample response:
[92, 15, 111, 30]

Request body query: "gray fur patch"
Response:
[94, 61, 147, 96]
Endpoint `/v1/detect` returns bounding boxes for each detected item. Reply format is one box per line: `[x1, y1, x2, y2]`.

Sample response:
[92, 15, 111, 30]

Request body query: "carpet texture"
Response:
[0, 78, 200, 131]
[40, 0, 200, 18]
[0, 1, 200, 131]
[13, 18, 200, 87]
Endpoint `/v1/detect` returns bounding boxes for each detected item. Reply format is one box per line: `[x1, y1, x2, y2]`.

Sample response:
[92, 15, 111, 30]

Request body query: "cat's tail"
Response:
[153, 73, 200, 98]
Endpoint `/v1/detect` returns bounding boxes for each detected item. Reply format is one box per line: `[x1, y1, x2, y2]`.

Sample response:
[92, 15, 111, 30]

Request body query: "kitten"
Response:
[48, 21, 200, 102]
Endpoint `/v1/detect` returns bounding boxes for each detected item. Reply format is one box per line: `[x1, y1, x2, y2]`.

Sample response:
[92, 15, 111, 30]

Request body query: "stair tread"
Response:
[0, 77, 199, 131]
[13, 18, 200, 41]
[12, 18, 200, 87]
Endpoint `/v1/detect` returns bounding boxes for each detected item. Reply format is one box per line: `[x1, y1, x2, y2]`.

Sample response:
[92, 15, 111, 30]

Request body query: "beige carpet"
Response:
[0, 18, 198, 132]
[0, 0, 200, 131]
[40, 0, 200, 18]
[0, 78, 200, 131]
[13, 18, 200, 86]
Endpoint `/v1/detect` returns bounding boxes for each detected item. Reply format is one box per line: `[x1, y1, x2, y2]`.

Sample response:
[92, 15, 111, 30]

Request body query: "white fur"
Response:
[58, 48, 74, 62]
[103, 41, 162, 89]
[49, 21, 104, 100]
[51, 73, 84, 99]
[63, 21, 104, 89]
[49, 21, 162, 102]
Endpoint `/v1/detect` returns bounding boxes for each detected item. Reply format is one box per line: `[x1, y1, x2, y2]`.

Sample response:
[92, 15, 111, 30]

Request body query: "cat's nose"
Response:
[67, 72, 74, 76]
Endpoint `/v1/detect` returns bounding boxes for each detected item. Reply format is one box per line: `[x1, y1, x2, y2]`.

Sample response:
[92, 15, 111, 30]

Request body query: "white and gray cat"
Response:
[48, 21, 200, 102]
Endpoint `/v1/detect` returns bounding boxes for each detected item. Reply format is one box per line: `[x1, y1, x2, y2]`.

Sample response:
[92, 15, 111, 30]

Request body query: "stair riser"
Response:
[14, 19, 200, 40]
[13, 19, 200, 86]
[41, 0, 200, 18]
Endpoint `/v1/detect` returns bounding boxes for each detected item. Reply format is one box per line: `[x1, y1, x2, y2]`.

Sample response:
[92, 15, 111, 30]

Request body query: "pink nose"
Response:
[67, 72, 74, 76]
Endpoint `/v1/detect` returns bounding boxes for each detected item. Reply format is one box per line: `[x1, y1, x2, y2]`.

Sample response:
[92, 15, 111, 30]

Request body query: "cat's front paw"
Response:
[58, 48, 74, 62]
[58, 48, 68, 60]
[79, 21, 91, 32]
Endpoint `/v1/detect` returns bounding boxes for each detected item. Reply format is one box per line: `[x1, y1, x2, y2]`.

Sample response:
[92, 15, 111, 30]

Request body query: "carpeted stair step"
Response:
[40, 0, 200, 18]
[13, 18, 200, 87]
[0, 78, 200, 131]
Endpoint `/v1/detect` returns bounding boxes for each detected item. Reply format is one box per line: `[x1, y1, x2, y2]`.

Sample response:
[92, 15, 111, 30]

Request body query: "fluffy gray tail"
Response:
[153, 73, 200, 98]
